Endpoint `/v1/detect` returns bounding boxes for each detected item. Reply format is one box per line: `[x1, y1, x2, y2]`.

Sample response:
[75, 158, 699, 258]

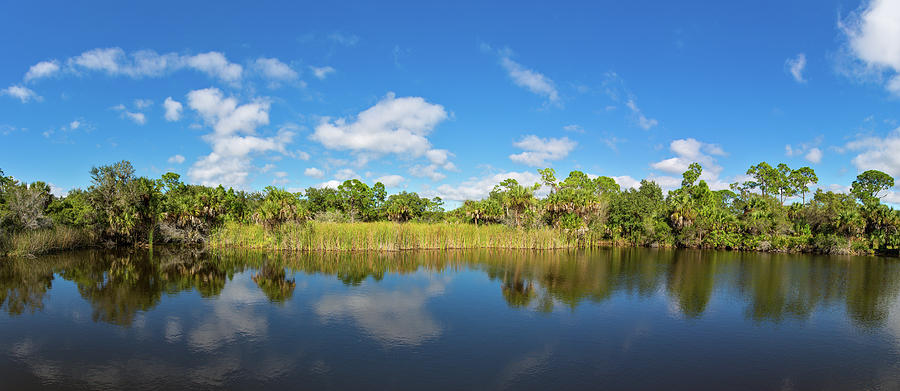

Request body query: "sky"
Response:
[2, 0, 900, 206]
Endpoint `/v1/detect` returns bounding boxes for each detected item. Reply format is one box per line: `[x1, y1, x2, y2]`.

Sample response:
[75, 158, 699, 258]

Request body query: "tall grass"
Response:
[1, 226, 95, 257]
[209, 221, 580, 251]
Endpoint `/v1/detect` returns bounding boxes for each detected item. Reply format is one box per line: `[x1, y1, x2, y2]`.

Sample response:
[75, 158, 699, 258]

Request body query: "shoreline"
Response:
[3, 221, 894, 259]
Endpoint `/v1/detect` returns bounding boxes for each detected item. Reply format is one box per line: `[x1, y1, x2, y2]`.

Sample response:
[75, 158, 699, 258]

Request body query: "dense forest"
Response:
[1, 160, 898, 256]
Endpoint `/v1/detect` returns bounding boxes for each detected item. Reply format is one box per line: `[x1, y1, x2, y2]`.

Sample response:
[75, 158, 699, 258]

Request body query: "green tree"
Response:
[851, 170, 894, 205]
[790, 167, 818, 204]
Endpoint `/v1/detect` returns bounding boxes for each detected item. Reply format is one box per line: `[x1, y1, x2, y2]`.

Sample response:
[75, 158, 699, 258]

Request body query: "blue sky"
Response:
[2, 0, 900, 205]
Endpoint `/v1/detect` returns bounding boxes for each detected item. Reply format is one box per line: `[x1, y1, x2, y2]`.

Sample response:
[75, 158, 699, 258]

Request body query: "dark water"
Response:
[1, 248, 900, 390]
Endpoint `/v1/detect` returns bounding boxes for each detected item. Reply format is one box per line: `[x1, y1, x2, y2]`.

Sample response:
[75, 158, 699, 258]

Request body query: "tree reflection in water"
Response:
[0, 248, 899, 329]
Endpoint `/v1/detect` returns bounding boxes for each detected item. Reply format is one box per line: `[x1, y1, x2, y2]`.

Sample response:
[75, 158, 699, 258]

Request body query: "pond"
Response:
[1, 248, 899, 390]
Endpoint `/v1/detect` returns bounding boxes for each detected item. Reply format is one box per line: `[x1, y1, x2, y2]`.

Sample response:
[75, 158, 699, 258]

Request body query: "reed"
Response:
[2, 226, 95, 257]
[208, 221, 580, 251]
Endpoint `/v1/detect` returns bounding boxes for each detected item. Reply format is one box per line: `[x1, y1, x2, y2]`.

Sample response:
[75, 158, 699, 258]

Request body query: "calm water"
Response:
[1, 248, 900, 390]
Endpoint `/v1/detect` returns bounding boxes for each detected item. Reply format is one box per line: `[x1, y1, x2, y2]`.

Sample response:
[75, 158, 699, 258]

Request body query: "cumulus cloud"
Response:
[111, 102, 146, 125]
[409, 164, 447, 181]
[134, 99, 153, 109]
[334, 168, 361, 181]
[432, 171, 542, 201]
[785, 136, 824, 164]
[183, 52, 243, 83]
[317, 180, 342, 189]
[254, 58, 299, 85]
[651, 138, 727, 188]
[124, 112, 147, 125]
[1, 85, 40, 103]
[805, 147, 823, 164]
[309, 65, 336, 80]
[185, 87, 294, 187]
[311, 93, 447, 156]
[844, 128, 900, 177]
[839, 0, 900, 95]
[492, 48, 560, 104]
[168, 154, 186, 164]
[786, 53, 807, 83]
[304, 167, 324, 178]
[375, 174, 405, 187]
[612, 175, 640, 190]
[164, 97, 183, 121]
[508, 135, 577, 167]
[24, 60, 60, 82]
[61, 47, 244, 84]
[423, 149, 457, 170]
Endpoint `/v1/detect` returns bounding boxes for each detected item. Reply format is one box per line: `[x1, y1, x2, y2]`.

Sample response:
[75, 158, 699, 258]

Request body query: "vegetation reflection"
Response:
[1, 249, 899, 329]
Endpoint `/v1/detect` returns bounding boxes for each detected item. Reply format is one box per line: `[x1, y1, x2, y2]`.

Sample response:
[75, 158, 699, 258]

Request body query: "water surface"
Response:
[2, 248, 900, 390]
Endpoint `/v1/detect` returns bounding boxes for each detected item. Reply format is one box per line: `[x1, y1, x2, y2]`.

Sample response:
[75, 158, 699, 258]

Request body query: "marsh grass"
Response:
[209, 221, 580, 251]
[2, 226, 95, 257]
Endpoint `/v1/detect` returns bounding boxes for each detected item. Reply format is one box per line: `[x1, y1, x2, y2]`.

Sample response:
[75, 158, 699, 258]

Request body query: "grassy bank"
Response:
[208, 221, 578, 251]
[1, 226, 95, 257]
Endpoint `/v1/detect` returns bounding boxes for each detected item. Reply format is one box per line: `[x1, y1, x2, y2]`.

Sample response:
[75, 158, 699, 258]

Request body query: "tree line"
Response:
[1, 160, 898, 254]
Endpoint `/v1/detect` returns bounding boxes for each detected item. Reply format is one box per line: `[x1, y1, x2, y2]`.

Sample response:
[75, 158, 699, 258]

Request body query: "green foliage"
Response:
[255, 187, 305, 228]
[3, 160, 900, 257]
[382, 191, 443, 222]
[47, 189, 92, 227]
[851, 169, 894, 205]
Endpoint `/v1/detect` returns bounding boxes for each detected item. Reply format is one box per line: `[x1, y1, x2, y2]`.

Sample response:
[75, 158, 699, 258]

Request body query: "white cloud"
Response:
[508, 135, 577, 167]
[1, 85, 40, 103]
[69, 47, 177, 78]
[786, 53, 807, 83]
[134, 99, 153, 109]
[168, 154, 186, 164]
[124, 111, 146, 125]
[64, 48, 243, 84]
[69, 120, 81, 130]
[186, 87, 294, 187]
[424, 149, 454, 166]
[254, 58, 298, 82]
[612, 175, 640, 190]
[844, 128, 900, 177]
[409, 164, 446, 181]
[48, 183, 68, 198]
[334, 168, 360, 181]
[260, 163, 276, 173]
[24, 60, 60, 82]
[651, 138, 725, 183]
[309, 65, 336, 80]
[785, 136, 824, 164]
[375, 174, 405, 187]
[805, 147, 823, 164]
[495, 48, 560, 104]
[840, 0, 900, 95]
[184, 52, 243, 84]
[304, 167, 324, 178]
[311, 93, 448, 160]
[646, 174, 683, 190]
[432, 171, 542, 201]
[626, 99, 658, 130]
[317, 180, 342, 189]
[163, 97, 183, 121]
